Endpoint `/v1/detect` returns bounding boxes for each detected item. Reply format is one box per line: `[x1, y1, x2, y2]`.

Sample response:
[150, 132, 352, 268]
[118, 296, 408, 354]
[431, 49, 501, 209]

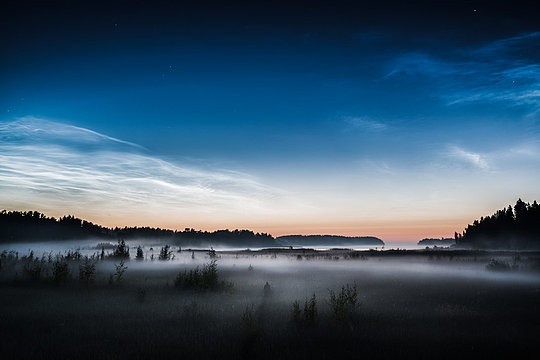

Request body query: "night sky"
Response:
[1, 0, 539, 240]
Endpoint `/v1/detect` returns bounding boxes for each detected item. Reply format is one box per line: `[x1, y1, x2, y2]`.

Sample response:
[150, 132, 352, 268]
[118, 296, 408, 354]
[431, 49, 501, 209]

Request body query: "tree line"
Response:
[0, 210, 275, 246]
[455, 199, 540, 249]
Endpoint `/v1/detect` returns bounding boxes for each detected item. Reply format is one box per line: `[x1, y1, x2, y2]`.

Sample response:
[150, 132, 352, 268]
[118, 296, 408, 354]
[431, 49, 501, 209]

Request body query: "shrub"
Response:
[23, 254, 44, 281]
[24, 260, 44, 281]
[111, 239, 130, 259]
[52, 257, 70, 284]
[292, 294, 318, 326]
[158, 245, 172, 260]
[112, 259, 128, 284]
[0, 251, 18, 272]
[329, 283, 358, 323]
[79, 257, 97, 285]
[135, 246, 144, 260]
[174, 260, 231, 291]
[486, 258, 511, 271]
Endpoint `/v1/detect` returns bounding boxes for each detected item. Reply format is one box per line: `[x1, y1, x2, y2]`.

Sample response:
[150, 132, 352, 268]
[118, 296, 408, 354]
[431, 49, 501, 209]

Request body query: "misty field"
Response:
[1, 247, 539, 359]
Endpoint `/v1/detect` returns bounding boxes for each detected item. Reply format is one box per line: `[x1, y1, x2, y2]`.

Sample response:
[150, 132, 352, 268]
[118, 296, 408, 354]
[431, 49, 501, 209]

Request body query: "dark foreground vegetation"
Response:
[1, 244, 540, 359]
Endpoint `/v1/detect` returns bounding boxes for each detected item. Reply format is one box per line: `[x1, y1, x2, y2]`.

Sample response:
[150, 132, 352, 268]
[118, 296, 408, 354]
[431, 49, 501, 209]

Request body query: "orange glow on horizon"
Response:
[21, 207, 471, 242]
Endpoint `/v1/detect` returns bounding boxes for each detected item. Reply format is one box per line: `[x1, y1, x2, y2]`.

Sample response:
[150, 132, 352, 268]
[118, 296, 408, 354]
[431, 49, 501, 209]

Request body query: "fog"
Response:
[2, 240, 539, 285]
[2, 240, 539, 359]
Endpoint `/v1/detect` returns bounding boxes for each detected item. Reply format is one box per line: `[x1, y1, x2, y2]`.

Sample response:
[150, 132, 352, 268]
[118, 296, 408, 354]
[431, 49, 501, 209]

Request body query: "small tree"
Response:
[174, 260, 229, 291]
[201, 259, 218, 288]
[52, 257, 70, 284]
[23, 258, 43, 281]
[79, 257, 97, 285]
[158, 245, 172, 260]
[113, 259, 128, 284]
[135, 246, 144, 260]
[111, 239, 130, 259]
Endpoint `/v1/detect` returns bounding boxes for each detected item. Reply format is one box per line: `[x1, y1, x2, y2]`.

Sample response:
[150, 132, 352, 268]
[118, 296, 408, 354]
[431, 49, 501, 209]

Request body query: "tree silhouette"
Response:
[135, 246, 144, 260]
[111, 239, 130, 259]
[456, 199, 540, 249]
[0, 210, 277, 247]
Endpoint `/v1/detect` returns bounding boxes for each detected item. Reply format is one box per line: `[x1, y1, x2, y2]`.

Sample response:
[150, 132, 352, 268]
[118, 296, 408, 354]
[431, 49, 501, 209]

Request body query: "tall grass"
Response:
[329, 283, 358, 323]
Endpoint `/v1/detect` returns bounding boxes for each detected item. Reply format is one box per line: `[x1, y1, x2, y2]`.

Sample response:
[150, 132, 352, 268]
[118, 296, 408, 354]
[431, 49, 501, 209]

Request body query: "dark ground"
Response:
[1, 249, 539, 359]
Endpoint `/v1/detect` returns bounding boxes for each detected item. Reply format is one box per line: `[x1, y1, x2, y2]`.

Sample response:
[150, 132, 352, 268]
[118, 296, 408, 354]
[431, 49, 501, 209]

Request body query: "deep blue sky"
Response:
[1, 1, 539, 239]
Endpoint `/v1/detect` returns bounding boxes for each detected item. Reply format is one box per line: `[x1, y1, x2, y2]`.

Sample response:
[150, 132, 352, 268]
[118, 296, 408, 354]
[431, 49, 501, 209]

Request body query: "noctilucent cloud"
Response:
[1, 1, 539, 240]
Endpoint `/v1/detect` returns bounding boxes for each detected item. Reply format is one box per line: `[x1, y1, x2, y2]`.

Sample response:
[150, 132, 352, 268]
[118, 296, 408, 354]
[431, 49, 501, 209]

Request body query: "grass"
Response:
[329, 283, 358, 324]
[292, 294, 318, 326]
[1, 248, 540, 359]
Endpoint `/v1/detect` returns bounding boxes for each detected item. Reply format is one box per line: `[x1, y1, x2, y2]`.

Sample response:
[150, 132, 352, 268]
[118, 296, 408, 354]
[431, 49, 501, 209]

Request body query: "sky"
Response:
[1, 0, 539, 241]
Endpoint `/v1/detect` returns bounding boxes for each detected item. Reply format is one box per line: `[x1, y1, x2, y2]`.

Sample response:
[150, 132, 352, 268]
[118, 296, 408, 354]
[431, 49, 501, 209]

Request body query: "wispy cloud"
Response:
[0, 117, 287, 227]
[473, 31, 540, 59]
[447, 146, 490, 171]
[385, 32, 540, 112]
[444, 141, 540, 173]
[343, 116, 388, 131]
[384, 53, 463, 78]
[0, 117, 144, 149]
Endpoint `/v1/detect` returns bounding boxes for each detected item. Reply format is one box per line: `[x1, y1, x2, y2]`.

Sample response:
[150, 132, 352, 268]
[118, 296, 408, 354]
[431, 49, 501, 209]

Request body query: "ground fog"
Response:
[1, 245, 539, 359]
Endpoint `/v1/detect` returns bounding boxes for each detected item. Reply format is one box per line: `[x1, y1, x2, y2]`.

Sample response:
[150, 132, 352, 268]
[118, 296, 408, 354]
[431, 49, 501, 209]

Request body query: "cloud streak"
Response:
[447, 146, 490, 171]
[444, 142, 540, 173]
[0, 117, 287, 228]
[385, 32, 540, 112]
[343, 116, 388, 131]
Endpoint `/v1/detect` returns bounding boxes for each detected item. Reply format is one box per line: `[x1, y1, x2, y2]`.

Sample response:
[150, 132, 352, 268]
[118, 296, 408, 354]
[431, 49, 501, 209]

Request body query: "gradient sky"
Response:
[1, 0, 539, 241]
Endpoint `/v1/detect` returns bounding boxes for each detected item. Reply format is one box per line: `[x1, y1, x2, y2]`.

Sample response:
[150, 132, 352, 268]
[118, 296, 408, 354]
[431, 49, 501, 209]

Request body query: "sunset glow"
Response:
[1, 1, 539, 241]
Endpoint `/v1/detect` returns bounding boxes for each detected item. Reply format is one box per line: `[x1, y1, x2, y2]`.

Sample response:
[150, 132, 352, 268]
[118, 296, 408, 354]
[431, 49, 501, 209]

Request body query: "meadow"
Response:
[1, 245, 539, 359]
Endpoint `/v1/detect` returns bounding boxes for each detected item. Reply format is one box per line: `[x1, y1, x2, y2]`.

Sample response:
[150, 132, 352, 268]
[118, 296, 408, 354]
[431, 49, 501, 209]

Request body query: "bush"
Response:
[158, 245, 172, 260]
[486, 258, 511, 271]
[23, 256, 44, 281]
[111, 239, 130, 259]
[52, 257, 70, 284]
[174, 260, 231, 291]
[79, 257, 97, 285]
[329, 283, 358, 323]
[135, 246, 144, 260]
[112, 260, 128, 284]
[292, 294, 318, 326]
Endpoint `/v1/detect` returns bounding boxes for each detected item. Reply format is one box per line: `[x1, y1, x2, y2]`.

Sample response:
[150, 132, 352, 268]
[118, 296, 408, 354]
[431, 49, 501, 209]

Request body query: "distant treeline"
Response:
[418, 238, 455, 247]
[0, 210, 275, 247]
[455, 199, 540, 249]
[276, 235, 384, 246]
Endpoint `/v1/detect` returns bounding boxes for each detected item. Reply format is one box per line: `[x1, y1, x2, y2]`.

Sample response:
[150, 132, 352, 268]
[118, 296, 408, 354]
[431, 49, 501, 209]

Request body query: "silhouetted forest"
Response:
[0, 210, 276, 247]
[455, 199, 540, 249]
[277, 235, 384, 246]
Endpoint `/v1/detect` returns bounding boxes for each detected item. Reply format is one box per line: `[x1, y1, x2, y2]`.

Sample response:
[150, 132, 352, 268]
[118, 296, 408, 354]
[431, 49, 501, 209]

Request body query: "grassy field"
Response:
[1, 248, 539, 359]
